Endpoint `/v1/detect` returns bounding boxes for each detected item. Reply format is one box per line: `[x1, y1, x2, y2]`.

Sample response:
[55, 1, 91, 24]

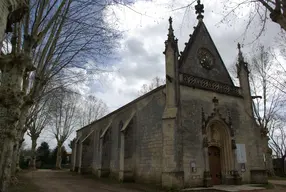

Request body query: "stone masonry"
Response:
[72, 1, 269, 189]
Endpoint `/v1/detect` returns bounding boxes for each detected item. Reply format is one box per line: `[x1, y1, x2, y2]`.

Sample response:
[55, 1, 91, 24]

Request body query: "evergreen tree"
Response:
[36, 142, 51, 165]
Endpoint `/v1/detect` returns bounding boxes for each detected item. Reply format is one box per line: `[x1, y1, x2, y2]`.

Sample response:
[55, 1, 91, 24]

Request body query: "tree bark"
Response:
[282, 155, 286, 176]
[11, 142, 19, 177]
[0, 136, 16, 192]
[0, 54, 29, 192]
[12, 106, 31, 176]
[30, 137, 38, 169]
[55, 144, 62, 169]
[270, 10, 286, 31]
[274, 16, 286, 31]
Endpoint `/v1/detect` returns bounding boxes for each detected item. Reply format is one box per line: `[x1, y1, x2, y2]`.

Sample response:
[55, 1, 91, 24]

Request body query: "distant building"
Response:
[72, 0, 269, 189]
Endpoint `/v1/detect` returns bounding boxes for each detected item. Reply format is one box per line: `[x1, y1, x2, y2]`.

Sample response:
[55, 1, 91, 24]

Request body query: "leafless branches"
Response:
[49, 87, 79, 168]
[137, 76, 165, 96]
[249, 46, 283, 131]
[167, 0, 286, 43]
[78, 95, 108, 127]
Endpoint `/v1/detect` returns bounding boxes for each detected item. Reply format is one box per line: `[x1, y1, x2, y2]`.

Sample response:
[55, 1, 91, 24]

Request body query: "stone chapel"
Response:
[71, 0, 269, 188]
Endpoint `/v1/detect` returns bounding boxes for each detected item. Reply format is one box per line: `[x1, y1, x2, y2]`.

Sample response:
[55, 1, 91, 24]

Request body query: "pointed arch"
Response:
[206, 119, 234, 184]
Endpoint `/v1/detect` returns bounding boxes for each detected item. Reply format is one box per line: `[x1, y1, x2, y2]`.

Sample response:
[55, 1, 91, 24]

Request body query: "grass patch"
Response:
[8, 175, 40, 192]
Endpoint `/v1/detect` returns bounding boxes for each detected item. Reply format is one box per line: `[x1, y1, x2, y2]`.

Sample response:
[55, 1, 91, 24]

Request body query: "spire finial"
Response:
[167, 17, 174, 40]
[237, 43, 244, 62]
[164, 16, 178, 54]
[195, 0, 204, 21]
[169, 17, 173, 26]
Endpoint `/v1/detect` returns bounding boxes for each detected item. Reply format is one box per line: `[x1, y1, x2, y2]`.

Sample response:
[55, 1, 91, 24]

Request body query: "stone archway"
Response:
[206, 120, 234, 185]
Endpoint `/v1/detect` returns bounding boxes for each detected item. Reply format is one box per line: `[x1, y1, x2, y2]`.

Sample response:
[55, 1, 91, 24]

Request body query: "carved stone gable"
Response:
[179, 22, 234, 86]
[201, 98, 235, 138]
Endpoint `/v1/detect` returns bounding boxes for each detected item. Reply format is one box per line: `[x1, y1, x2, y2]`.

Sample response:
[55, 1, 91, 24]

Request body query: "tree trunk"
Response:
[12, 106, 31, 175]
[55, 144, 62, 169]
[15, 138, 25, 173]
[270, 12, 286, 31]
[282, 155, 286, 176]
[29, 137, 38, 169]
[0, 54, 28, 192]
[0, 138, 5, 177]
[0, 136, 16, 192]
[11, 142, 19, 177]
[11, 136, 25, 176]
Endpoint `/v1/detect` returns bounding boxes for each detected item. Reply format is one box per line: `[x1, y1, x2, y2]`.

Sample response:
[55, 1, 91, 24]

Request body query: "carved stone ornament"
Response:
[195, 0, 204, 20]
[201, 99, 234, 140]
[197, 48, 214, 70]
[181, 73, 241, 97]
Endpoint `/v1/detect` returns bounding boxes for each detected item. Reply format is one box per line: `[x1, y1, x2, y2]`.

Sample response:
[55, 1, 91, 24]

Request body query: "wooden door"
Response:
[208, 146, 222, 185]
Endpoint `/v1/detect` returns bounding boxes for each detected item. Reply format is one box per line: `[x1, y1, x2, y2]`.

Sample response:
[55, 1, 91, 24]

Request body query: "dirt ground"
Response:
[23, 169, 162, 192]
[21, 169, 286, 192]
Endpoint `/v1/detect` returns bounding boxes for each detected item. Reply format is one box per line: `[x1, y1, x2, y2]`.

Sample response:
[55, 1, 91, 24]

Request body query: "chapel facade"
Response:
[71, 1, 269, 188]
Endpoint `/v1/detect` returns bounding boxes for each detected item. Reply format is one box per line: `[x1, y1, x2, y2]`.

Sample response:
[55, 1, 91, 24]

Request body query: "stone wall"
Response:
[74, 82, 267, 187]
[180, 85, 266, 187]
[74, 86, 166, 182]
[135, 92, 165, 184]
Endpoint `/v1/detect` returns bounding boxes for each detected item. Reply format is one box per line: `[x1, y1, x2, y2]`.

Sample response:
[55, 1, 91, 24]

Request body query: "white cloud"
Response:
[93, 0, 281, 110]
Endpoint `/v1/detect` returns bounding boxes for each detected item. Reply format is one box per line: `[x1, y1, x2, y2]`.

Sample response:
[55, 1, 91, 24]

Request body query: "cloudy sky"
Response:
[93, 0, 280, 111]
[27, 0, 283, 151]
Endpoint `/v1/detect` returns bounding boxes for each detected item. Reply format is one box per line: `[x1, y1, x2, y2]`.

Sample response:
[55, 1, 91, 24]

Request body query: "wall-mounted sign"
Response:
[241, 163, 246, 172]
[236, 144, 247, 163]
[190, 161, 197, 173]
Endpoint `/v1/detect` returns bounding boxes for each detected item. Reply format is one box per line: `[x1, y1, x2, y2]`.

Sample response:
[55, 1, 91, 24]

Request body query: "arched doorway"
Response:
[208, 146, 221, 185]
[206, 121, 233, 185]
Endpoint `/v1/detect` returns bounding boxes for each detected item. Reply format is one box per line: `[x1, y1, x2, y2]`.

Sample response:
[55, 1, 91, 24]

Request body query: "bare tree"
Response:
[79, 95, 108, 127]
[247, 45, 285, 175]
[137, 76, 165, 96]
[26, 97, 52, 169]
[249, 46, 283, 133]
[49, 88, 79, 169]
[268, 116, 286, 175]
[170, 0, 286, 42]
[0, 1, 122, 189]
[222, 0, 286, 38]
